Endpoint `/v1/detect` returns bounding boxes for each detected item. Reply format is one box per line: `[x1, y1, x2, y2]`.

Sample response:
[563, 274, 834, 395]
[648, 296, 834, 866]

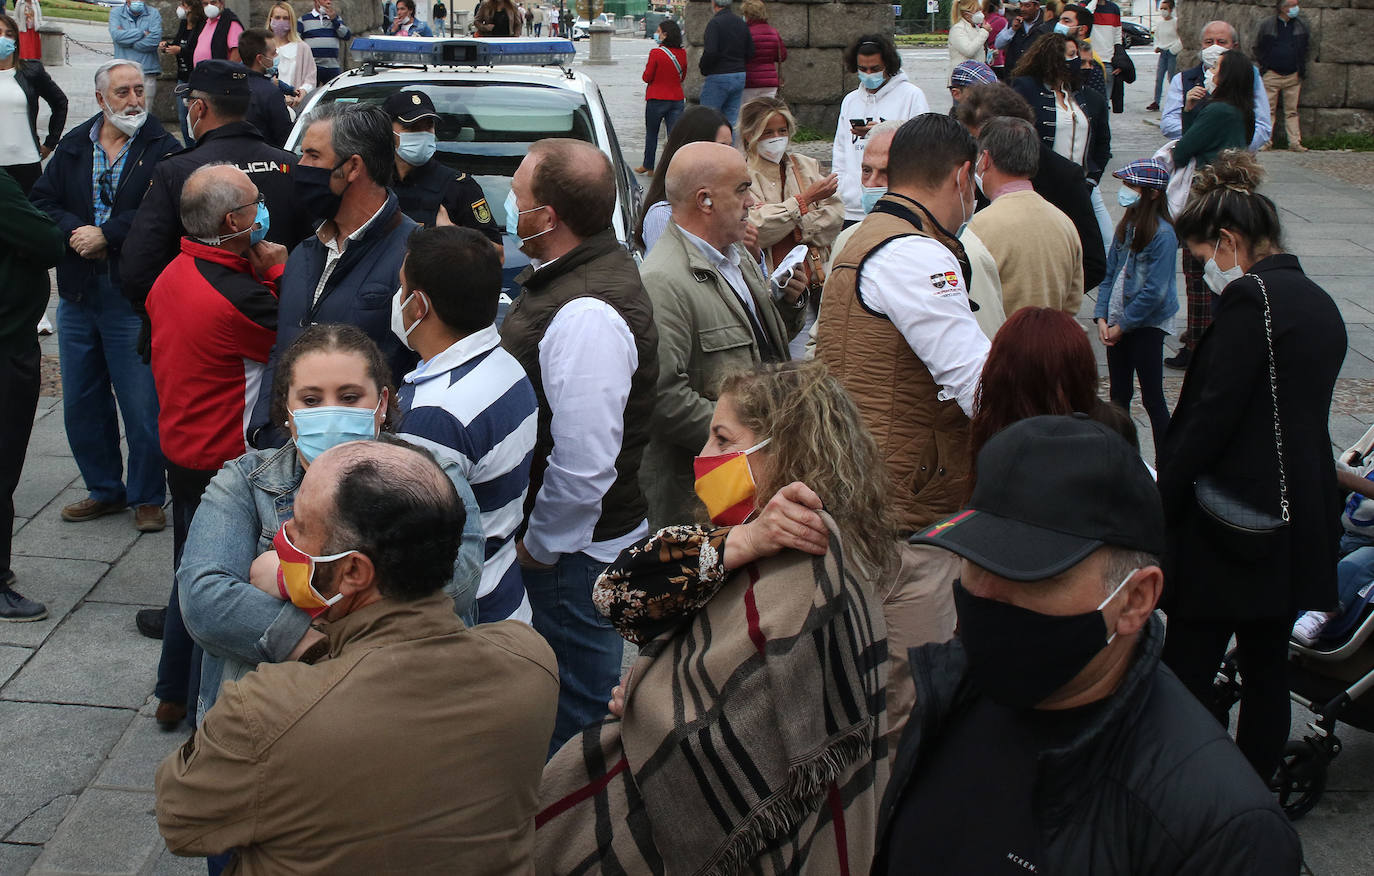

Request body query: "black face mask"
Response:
[952, 573, 1132, 710]
[293, 158, 349, 223]
[1063, 58, 1081, 87]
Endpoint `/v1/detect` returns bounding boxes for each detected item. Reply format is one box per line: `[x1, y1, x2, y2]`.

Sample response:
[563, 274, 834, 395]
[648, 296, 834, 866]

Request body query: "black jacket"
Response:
[184, 8, 242, 62]
[245, 68, 294, 148]
[1254, 15, 1309, 78]
[875, 616, 1302, 875]
[1159, 255, 1347, 619]
[1035, 144, 1105, 290]
[1013, 75, 1112, 183]
[170, 20, 194, 81]
[119, 121, 308, 315]
[10, 59, 68, 156]
[699, 7, 752, 76]
[29, 113, 181, 301]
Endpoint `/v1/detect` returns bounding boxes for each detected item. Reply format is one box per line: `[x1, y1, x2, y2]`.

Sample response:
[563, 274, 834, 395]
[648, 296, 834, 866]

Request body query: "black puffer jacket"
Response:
[874, 616, 1302, 875]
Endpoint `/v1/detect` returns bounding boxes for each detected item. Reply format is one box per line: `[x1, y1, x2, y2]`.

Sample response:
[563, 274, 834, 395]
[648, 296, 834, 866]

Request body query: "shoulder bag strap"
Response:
[1249, 272, 1290, 523]
[659, 46, 684, 80]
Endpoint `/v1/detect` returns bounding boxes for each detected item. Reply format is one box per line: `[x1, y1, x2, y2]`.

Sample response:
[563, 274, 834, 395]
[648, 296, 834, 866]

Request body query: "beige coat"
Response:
[965, 188, 1084, 317]
[746, 151, 845, 275]
[155, 592, 558, 875]
[639, 221, 804, 528]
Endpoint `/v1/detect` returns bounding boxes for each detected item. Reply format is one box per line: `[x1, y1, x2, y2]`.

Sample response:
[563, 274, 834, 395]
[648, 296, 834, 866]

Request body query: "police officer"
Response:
[383, 90, 503, 257]
[120, 60, 308, 342]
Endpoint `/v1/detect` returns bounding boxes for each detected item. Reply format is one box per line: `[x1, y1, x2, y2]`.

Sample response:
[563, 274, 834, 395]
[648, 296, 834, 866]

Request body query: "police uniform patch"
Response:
[929, 273, 946, 289]
[472, 198, 492, 225]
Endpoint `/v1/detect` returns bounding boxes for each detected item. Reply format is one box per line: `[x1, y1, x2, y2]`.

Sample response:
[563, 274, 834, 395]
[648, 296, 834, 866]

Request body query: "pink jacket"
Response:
[744, 21, 786, 88]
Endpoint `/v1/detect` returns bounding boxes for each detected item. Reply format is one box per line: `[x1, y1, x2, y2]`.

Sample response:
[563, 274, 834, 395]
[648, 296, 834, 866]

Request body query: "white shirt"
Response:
[525, 296, 647, 564]
[857, 235, 989, 417]
[310, 199, 387, 307]
[0, 69, 40, 165]
[1051, 88, 1090, 167]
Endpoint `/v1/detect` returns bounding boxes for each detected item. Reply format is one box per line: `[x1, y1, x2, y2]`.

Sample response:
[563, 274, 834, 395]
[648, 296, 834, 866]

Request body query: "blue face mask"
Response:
[1117, 187, 1141, 208]
[249, 200, 271, 245]
[130, 0, 146, 13]
[1054, 21, 1073, 36]
[1287, 5, 1300, 17]
[654, 32, 663, 44]
[0, 37, 15, 61]
[857, 70, 886, 91]
[860, 186, 886, 214]
[396, 131, 437, 167]
[504, 188, 551, 244]
[290, 399, 382, 463]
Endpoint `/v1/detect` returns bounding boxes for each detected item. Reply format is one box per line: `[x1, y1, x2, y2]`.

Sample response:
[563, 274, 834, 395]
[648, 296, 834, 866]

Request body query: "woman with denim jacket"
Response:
[178, 324, 483, 725]
[1094, 158, 1178, 453]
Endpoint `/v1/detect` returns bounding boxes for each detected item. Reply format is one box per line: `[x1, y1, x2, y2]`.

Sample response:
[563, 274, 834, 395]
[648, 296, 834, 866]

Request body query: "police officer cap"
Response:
[175, 60, 252, 97]
[383, 90, 440, 124]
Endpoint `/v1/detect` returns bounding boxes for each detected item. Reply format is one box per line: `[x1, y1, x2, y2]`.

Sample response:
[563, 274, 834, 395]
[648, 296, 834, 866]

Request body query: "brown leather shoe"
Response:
[155, 700, 187, 731]
[61, 498, 125, 523]
[134, 504, 166, 533]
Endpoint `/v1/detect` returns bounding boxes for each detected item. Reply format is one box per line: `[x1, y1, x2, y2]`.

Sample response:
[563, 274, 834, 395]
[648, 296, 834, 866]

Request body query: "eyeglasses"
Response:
[229, 194, 266, 214]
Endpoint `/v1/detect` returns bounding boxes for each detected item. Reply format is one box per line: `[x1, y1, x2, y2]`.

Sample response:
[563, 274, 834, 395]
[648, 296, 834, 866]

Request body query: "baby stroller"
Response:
[1211, 427, 1374, 820]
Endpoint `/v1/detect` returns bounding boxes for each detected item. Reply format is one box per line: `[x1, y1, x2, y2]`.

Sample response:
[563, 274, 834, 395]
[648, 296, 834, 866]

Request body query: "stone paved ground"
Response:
[3, 18, 1372, 875]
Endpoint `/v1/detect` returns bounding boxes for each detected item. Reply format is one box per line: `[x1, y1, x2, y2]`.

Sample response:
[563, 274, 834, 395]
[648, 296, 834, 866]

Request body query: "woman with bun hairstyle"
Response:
[1159, 151, 1347, 784]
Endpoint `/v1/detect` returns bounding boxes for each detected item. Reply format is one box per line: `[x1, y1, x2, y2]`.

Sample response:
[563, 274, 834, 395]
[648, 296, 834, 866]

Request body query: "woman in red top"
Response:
[637, 18, 687, 175]
[741, 0, 786, 104]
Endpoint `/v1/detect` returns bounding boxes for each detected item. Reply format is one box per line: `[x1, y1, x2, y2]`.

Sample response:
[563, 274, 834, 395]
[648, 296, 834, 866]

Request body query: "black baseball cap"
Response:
[383, 90, 439, 124]
[175, 60, 251, 97]
[911, 414, 1165, 581]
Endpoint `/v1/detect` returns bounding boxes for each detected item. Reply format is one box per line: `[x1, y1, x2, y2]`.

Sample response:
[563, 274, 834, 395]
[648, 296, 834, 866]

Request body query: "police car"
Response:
[286, 36, 641, 298]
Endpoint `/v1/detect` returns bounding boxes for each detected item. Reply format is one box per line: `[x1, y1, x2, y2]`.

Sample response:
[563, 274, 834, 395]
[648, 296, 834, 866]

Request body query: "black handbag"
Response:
[1193, 274, 1290, 535]
[1111, 44, 1137, 84]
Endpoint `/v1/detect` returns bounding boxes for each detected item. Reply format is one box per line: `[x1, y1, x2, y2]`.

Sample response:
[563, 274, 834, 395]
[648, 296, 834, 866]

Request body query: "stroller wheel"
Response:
[1272, 739, 1328, 821]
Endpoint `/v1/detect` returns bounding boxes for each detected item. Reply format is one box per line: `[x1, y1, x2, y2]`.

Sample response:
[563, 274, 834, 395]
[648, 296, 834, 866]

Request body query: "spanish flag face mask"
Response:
[273, 523, 357, 618]
[692, 438, 771, 526]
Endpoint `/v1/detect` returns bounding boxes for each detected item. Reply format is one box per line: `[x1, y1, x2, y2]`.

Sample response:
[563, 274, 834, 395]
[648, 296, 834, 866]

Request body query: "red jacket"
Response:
[642, 45, 687, 101]
[147, 238, 280, 471]
[744, 21, 786, 88]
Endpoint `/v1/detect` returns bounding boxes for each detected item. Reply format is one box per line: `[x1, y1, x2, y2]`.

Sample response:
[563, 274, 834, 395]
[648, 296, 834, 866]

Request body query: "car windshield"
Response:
[310, 81, 598, 226]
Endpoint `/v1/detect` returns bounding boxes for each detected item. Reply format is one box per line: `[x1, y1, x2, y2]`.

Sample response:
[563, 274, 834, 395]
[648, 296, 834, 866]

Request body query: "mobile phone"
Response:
[849, 118, 867, 128]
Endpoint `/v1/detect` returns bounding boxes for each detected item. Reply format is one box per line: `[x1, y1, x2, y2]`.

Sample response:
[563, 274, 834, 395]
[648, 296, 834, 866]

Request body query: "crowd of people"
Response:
[0, 2, 1357, 874]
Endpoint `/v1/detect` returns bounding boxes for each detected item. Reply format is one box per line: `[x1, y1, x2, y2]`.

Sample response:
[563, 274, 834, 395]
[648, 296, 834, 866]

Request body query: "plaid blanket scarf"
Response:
[535, 515, 888, 875]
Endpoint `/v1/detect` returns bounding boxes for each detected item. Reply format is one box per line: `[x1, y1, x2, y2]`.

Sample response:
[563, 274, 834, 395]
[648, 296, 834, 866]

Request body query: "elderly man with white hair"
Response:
[639, 141, 808, 528]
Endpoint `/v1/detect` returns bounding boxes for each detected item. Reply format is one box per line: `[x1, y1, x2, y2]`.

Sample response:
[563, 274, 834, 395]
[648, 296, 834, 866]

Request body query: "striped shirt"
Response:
[297, 10, 352, 71]
[398, 325, 538, 623]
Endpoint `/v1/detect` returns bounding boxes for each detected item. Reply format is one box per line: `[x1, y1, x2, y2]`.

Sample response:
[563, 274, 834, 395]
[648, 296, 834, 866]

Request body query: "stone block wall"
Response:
[684, 0, 894, 132]
[1179, 0, 1374, 137]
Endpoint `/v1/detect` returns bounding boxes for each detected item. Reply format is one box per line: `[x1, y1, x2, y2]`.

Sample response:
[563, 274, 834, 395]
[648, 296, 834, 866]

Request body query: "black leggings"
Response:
[1162, 615, 1292, 782]
[1106, 326, 1170, 452]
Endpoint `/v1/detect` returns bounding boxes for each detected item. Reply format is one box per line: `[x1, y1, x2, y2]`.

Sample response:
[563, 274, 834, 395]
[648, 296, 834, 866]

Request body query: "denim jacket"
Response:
[178, 441, 484, 722]
[1094, 218, 1180, 333]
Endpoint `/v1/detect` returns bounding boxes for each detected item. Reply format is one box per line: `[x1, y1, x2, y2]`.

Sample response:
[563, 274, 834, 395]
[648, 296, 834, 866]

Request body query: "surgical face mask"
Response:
[0, 37, 15, 61]
[265, 62, 279, 78]
[271, 18, 291, 35]
[293, 160, 347, 223]
[1161, 9, 1171, 19]
[953, 568, 1137, 709]
[1199, 44, 1226, 69]
[1288, 5, 1300, 17]
[503, 188, 552, 245]
[1203, 236, 1244, 294]
[857, 70, 886, 91]
[654, 31, 663, 44]
[1117, 187, 1141, 208]
[693, 438, 771, 526]
[390, 287, 427, 350]
[176, 5, 188, 18]
[396, 130, 437, 167]
[756, 135, 788, 164]
[956, 168, 973, 236]
[1054, 21, 1072, 36]
[106, 107, 148, 137]
[201, 199, 268, 246]
[248, 200, 271, 245]
[972, 11, 985, 25]
[972, 153, 987, 197]
[130, 1, 146, 14]
[272, 523, 357, 618]
[204, 2, 221, 19]
[289, 398, 382, 462]
[860, 185, 886, 214]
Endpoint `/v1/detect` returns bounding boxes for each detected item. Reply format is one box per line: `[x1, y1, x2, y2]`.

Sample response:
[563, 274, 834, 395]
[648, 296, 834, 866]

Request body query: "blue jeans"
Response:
[524, 551, 624, 757]
[699, 71, 747, 134]
[643, 98, 684, 169]
[57, 274, 165, 508]
[1089, 185, 1113, 263]
[1154, 50, 1178, 105]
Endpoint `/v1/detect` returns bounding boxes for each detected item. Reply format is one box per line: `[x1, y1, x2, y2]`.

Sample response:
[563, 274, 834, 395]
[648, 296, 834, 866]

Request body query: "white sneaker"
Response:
[36, 315, 53, 336]
[1292, 610, 1334, 646]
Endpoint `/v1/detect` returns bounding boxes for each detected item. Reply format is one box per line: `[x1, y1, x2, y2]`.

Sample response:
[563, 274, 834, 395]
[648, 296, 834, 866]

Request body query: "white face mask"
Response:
[972, 11, 985, 25]
[203, 2, 221, 18]
[176, 5, 187, 18]
[1203, 236, 1244, 294]
[390, 287, 426, 350]
[105, 106, 148, 137]
[756, 135, 788, 164]
[1199, 44, 1226, 70]
[972, 153, 988, 197]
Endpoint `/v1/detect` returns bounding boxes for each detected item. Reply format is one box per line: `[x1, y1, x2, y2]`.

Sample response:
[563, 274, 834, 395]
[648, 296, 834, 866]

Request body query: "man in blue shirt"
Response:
[109, 0, 163, 101]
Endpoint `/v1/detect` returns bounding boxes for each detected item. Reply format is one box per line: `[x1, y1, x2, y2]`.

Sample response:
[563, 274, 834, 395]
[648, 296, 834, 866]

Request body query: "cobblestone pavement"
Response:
[3, 19, 1371, 876]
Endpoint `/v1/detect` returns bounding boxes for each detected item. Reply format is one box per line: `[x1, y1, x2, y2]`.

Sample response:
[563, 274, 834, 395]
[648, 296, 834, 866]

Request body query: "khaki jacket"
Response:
[639, 221, 804, 528]
[745, 151, 845, 273]
[155, 591, 559, 875]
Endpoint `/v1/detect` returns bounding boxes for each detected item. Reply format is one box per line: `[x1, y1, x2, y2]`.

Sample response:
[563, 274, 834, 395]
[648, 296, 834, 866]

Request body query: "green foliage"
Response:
[792, 126, 827, 144]
[894, 33, 950, 46]
[43, 0, 111, 23]
[1302, 133, 1374, 152]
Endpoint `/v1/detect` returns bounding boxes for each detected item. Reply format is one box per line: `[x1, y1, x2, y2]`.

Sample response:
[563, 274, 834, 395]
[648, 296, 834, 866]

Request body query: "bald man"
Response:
[145, 161, 285, 729]
[639, 141, 807, 528]
[498, 138, 660, 756]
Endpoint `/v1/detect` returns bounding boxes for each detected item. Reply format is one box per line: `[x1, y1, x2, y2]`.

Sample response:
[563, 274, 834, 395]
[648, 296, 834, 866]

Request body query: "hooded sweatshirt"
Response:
[832, 71, 930, 221]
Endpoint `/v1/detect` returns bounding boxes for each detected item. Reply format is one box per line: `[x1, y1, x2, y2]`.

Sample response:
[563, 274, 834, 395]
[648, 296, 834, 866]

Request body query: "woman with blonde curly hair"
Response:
[537, 361, 892, 874]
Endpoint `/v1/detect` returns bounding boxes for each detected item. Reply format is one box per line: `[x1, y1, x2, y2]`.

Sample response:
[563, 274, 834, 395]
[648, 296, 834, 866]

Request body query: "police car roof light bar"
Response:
[349, 36, 577, 69]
